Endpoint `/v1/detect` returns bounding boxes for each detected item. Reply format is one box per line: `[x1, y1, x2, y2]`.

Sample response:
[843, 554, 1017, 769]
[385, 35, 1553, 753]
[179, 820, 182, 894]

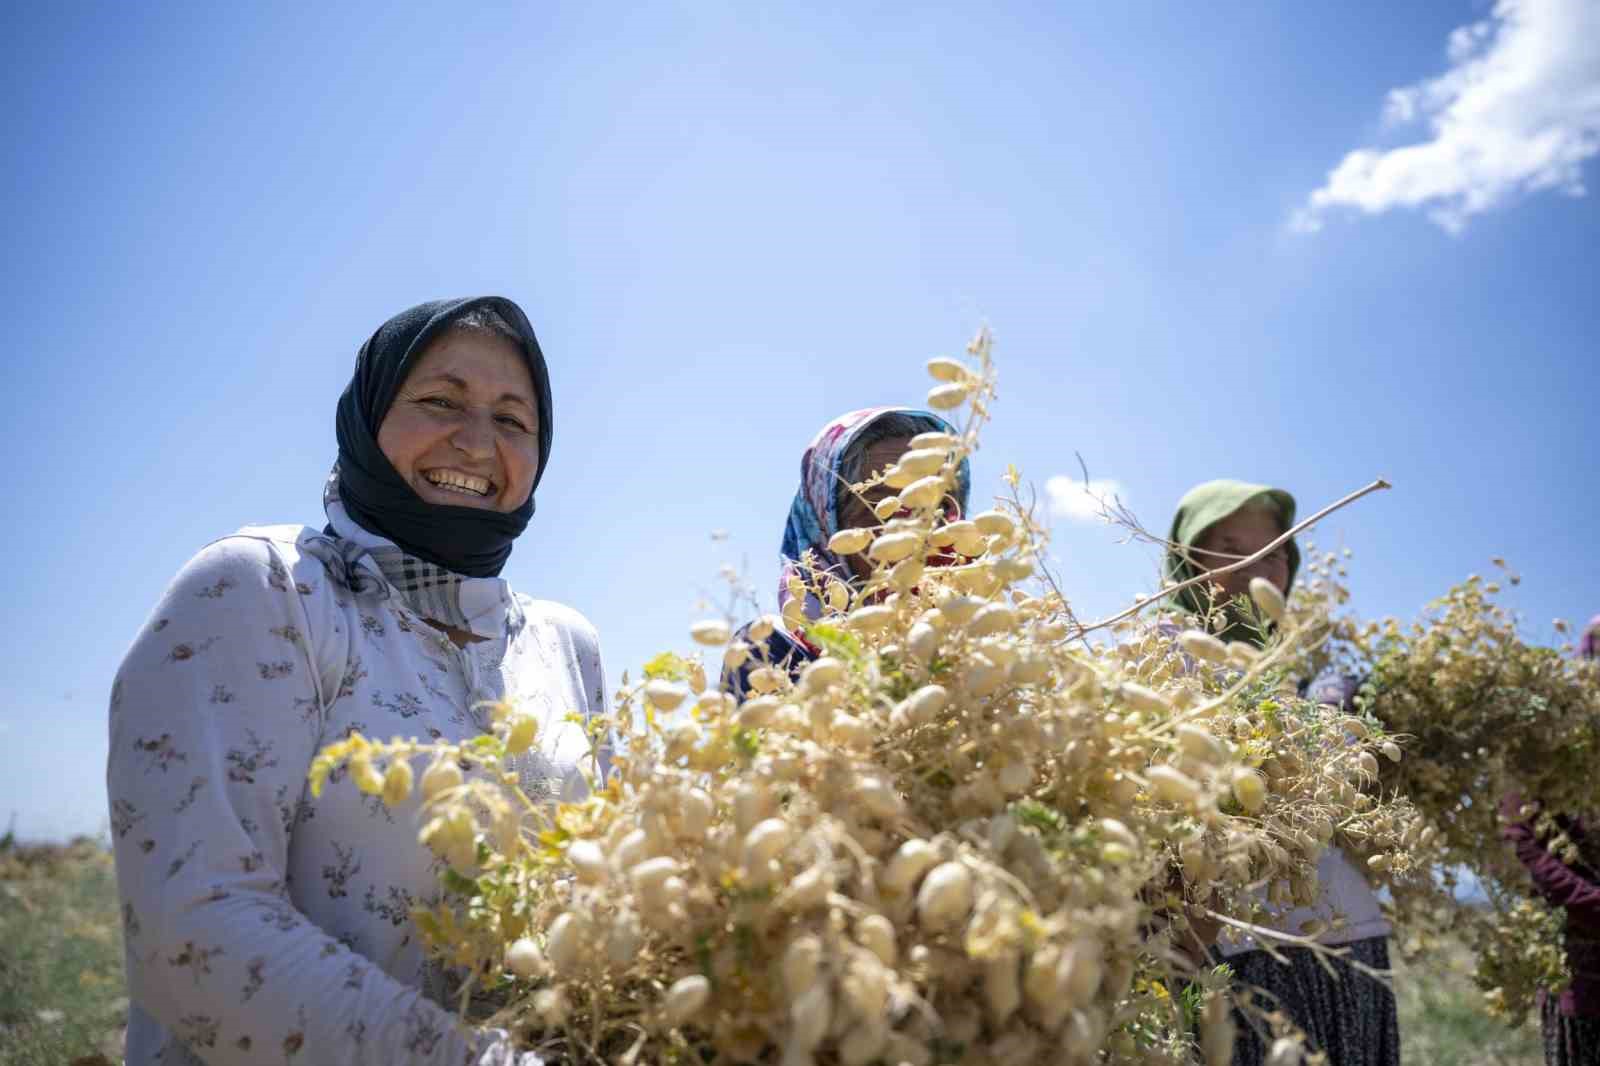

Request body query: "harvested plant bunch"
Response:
[313, 333, 1428, 1065]
[1348, 573, 1600, 881]
[1470, 896, 1570, 1022]
[1311, 562, 1600, 1022]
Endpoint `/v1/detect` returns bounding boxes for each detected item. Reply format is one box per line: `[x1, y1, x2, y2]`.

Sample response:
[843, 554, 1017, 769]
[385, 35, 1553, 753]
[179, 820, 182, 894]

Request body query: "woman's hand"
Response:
[1176, 904, 1224, 966]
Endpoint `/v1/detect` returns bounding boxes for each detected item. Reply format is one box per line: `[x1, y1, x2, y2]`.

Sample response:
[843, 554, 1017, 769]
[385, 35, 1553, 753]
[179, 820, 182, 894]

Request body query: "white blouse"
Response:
[1151, 623, 1390, 956]
[1215, 665, 1390, 956]
[107, 511, 607, 1065]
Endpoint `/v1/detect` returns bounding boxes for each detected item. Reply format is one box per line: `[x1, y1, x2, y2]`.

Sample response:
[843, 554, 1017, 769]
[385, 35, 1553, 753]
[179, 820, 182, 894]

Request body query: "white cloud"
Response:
[1293, 0, 1600, 234]
[1045, 475, 1124, 522]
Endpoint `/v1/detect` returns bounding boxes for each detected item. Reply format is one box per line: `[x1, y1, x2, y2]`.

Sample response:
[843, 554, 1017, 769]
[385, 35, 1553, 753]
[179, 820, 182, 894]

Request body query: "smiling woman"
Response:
[332, 300, 555, 582]
[105, 297, 605, 1066]
[376, 312, 541, 513]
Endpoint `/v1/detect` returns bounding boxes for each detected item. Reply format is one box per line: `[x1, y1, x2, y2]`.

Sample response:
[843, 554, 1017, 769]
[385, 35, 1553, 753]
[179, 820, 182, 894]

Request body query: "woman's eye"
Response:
[422, 397, 456, 410]
[496, 415, 530, 432]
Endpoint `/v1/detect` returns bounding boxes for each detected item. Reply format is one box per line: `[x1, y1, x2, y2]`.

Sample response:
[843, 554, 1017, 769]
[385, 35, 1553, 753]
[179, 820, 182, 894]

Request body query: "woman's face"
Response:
[376, 329, 540, 513]
[1189, 506, 1292, 605]
[836, 436, 914, 581]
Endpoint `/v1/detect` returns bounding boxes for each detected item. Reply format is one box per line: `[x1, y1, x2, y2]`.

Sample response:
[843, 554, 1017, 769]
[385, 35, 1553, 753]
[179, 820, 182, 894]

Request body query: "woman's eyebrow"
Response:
[408, 371, 468, 393]
[411, 372, 535, 411]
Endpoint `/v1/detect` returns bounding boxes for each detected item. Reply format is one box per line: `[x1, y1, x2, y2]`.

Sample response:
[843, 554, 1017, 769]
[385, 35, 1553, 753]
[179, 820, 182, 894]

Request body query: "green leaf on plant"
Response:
[1012, 799, 1066, 836]
[804, 623, 862, 663]
[731, 727, 761, 761]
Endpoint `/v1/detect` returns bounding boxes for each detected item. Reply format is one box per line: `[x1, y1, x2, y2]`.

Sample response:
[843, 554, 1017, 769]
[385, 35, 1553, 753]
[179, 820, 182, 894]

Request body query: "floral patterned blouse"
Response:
[107, 508, 608, 1065]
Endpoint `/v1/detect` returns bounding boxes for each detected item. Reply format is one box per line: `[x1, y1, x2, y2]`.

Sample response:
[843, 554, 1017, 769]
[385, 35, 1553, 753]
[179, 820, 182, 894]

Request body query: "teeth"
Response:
[424, 470, 492, 496]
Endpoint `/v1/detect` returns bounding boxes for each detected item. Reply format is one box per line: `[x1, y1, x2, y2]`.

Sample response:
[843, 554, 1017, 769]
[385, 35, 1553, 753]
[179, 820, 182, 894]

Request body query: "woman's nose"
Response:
[1238, 561, 1273, 585]
[451, 411, 496, 459]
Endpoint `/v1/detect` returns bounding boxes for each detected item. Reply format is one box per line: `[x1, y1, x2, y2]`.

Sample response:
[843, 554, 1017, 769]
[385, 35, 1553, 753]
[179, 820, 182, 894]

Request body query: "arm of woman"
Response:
[560, 601, 614, 786]
[1500, 797, 1600, 920]
[108, 536, 537, 1065]
[720, 624, 808, 700]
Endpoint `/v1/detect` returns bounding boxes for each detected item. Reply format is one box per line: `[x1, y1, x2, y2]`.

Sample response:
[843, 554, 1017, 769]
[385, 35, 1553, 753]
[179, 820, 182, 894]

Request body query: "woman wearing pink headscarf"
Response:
[722, 407, 970, 698]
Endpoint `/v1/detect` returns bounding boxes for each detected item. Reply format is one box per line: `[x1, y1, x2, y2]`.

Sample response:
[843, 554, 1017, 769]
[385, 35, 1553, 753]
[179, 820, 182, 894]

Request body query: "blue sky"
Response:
[2, 2, 1595, 840]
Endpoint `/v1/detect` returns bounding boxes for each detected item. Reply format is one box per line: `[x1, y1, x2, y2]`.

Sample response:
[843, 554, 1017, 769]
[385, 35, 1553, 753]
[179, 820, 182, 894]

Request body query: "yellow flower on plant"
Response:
[308, 755, 335, 798]
[350, 753, 384, 796]
[382, 760, 414, 807]
[505, 715, 538, 755]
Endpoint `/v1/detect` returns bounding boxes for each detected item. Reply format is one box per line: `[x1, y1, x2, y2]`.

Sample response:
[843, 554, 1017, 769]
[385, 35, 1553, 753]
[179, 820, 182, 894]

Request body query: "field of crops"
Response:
[0, 835, 1546, 1066]
[0, 837, 127, 1066]
[1390, 940, 1543, 1066]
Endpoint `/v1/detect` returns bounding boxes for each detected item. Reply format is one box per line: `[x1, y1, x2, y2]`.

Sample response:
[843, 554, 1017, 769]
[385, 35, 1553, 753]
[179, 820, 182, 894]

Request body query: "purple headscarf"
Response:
[1582, 615, 1600, 661]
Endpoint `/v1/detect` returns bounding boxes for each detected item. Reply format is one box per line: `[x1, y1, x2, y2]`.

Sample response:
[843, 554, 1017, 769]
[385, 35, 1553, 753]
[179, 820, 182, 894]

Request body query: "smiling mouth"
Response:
[423, 469, 496, 499]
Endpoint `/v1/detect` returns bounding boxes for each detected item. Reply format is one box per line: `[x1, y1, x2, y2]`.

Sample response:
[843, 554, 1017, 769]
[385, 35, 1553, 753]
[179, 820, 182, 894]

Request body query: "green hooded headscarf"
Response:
[1164, 479, 1300, 644]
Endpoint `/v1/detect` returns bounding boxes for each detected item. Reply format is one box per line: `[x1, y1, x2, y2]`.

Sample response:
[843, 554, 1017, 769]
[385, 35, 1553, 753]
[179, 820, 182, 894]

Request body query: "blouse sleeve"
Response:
[1500, 796, 1600, 922]
[107, 536, 540, 1066]
[562, 603, 614, 785]
[719, 624, 810, 701]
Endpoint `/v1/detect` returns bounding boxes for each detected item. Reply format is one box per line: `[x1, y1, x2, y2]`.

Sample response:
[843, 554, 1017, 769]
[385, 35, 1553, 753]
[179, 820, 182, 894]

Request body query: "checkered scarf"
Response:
[362, 543, 474, 628]
[318, 468, 522, 634]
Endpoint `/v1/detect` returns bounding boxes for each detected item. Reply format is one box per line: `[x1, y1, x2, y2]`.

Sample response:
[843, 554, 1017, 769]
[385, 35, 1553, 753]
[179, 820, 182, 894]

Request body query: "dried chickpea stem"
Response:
[1136, 621, 1306, 743]
[1072, 478, 1392, 639]
[1201, 908, 1394, 985]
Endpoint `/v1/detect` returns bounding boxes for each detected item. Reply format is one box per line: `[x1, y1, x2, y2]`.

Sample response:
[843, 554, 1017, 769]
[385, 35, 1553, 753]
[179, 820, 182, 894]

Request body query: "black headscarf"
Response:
[333, 296, 553, 578]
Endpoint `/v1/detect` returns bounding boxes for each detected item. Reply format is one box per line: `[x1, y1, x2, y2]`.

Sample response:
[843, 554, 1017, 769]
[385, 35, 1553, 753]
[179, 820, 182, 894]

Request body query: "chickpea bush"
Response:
[312, 333, 1441, 1065]
[1313, 568, 1600, 1023]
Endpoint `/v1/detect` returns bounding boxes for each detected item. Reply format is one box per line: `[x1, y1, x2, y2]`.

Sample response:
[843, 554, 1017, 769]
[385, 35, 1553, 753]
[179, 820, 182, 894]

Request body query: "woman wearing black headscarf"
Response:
[107, 298, 604, 1065]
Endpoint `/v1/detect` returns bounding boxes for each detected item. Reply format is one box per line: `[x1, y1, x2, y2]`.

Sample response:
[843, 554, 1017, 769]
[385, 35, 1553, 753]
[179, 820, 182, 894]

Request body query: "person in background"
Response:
[107, 298, 607, 1065]
[723, 406, 970, 698]
[1166, 480, 1400, 1066]
[1501, 613, 1600, 1066]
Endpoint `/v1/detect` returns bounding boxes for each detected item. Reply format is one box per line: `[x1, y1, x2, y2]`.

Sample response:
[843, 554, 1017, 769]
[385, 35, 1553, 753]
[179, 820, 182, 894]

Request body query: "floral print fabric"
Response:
[107, 522, 608, 1065]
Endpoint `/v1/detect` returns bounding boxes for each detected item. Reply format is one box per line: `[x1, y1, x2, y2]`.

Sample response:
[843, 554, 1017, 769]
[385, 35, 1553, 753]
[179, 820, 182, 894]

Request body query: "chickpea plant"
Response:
[312, 332, 1433, 1065]
[1310, 564, 1600, 1023]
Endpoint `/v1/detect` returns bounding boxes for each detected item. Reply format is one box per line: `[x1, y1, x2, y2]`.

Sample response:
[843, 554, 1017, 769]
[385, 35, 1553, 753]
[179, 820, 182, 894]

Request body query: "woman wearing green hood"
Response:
[1166, 481, 1400, 1066]
[1165, 480, 1299, 641]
